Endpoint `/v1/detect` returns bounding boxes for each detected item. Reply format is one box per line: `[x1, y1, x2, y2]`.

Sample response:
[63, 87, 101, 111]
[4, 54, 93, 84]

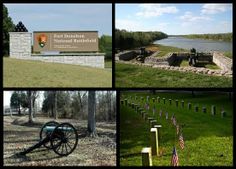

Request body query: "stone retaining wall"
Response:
[213, 52, 232, 71]
[117, 60, 232, 77]
[145, 52, 176, 65]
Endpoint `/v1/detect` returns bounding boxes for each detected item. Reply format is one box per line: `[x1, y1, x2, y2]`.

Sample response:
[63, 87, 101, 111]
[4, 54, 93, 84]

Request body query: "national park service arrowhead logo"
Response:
[37, 34, 47, 48]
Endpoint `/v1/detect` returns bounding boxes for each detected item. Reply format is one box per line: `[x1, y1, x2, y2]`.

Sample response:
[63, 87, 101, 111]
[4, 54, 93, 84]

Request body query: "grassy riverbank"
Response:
[147, 44, 188, 57]
[115, 63, 232, 87]
[4, 58, 112, 87]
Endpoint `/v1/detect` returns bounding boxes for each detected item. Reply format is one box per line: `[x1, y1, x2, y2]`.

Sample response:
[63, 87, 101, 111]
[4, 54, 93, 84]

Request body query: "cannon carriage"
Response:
[17, 121, 78, 156]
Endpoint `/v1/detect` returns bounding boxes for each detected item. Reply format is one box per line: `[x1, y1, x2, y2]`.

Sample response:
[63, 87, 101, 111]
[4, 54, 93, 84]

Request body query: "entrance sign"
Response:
[33, 31, 98, 52]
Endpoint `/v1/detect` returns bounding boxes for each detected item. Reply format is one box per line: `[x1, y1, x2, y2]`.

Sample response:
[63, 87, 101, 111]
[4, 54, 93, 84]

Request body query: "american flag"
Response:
[179, 134, 185, 150]
[153, 107, 156, 115]
[166, 112, 168, 120]
[171, 147, 179, 166]
[172, 116, 177, 126]
[176, 125, 179, 135]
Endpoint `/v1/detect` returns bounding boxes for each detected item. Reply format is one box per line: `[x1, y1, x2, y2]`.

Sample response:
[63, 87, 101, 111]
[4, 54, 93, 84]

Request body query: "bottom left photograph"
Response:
[3, 90, 116, 166]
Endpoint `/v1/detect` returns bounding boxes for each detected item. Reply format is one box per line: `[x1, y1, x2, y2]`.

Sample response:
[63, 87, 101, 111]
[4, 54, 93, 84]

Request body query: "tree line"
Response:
[115, 29, 168, 50]
[182, 33, 232, 42]
[10, 91, 116, 136]
[10, 91, 116, 122]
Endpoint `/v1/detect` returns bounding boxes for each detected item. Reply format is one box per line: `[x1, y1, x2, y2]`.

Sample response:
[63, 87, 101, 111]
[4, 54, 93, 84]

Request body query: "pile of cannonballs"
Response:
[15, 21, 28, 32]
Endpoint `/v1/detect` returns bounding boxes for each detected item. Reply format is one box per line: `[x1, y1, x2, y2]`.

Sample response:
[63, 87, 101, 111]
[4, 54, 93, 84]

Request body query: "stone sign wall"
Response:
[33, 31, 98, 52]
[9, 32, 104, 68]
[10, 32, 31, 58]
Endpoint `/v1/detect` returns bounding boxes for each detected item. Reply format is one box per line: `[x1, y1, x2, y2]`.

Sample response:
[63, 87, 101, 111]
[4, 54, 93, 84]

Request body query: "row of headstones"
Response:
[121, 100, 162, 166]
[121, 97, 226, 118]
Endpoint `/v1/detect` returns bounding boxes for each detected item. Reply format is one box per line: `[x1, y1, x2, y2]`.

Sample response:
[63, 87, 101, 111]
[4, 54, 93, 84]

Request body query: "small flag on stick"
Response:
[171, 147, 179, 166]
[176, 125, 179, 135]
[179, 133, 185, 150]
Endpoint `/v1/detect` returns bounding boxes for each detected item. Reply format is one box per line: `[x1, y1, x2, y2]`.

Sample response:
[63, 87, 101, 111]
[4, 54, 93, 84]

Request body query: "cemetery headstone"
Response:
[188, 103, 191, 110]
[202, 106, 206, 113]
[163, 98, 166, 104]
[154, 125, 162, 145]
[150, 120, 157, 129]
[150, 128, 158, 156]
[157, 97, 160, 103]
[175, 100, 178, 107]
[169, 99, 172, 105]
[152, 98, 155, 103]
[148, 117, 154, 123]
[132, 103, 134, 109]
[141, 147, 152, 166]
[125, 99, 127, 106]
[221, 111, 226, 118]
[194, 105, 198, 112]
[181, 100, 184, 108]
[211, 105, 216, 115]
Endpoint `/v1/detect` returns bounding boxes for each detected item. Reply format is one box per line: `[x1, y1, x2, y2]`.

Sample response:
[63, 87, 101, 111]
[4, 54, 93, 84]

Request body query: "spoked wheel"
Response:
[40, 121, 59, 149]
[50, 123, 78, 156]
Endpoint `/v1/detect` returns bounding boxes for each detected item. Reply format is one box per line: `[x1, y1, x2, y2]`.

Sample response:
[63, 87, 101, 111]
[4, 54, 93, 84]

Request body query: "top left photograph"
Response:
[3, 3, 112, 88]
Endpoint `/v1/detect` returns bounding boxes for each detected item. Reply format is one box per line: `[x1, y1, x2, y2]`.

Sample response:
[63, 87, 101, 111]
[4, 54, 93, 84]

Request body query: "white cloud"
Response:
[136, 4, 178, 18]
[201, 4, 231, 14]
[116, 19, 141, 31]
[116, 19, 169, 32]
[180, 11, 211, 22]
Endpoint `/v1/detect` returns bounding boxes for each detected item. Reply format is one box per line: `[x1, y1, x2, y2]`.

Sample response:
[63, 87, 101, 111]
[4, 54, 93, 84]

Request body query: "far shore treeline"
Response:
[170, 33, 232, 42]
[115, 29, 168, 50]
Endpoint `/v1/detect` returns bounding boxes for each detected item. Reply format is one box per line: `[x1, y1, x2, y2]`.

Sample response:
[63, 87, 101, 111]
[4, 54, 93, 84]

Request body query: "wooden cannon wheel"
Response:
[50, 123, 78, 156]
[39, 121, 59, 149]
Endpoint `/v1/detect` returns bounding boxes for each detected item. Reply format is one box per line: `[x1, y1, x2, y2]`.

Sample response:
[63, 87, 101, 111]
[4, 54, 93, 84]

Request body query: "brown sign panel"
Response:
[33, 31, 98, 52]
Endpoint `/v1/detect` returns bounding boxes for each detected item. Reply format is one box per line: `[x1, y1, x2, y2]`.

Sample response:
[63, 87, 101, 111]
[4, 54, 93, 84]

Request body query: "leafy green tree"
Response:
[3, 4, 15, 56]
[10, 91, 21, 115]
[99, 35, 112, 60]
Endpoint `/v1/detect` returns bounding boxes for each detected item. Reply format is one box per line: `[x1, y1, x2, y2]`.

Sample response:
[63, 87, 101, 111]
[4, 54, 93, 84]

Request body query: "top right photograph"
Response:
[115, 3, 233, 88]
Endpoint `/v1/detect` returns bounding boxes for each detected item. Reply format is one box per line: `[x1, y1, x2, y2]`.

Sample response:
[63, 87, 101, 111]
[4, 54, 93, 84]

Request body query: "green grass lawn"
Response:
[223, 52, 232, 59]
[105, 60, 112, 68]
[115, 63, 232, 87]
[120, 92, 233, 166]
[3, 58, 112, 87]
[154, 44, 188, 57]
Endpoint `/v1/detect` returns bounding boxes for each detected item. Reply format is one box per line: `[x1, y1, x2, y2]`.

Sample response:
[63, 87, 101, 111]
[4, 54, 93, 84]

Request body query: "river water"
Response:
[154, 37, 232, 52]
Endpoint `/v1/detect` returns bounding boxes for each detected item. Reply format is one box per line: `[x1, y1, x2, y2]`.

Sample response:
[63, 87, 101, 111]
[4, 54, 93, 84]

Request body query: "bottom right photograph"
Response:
[119, 90, 233, 166]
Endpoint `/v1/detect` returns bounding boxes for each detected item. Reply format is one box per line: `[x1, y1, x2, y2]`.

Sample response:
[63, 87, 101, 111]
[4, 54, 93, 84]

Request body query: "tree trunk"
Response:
[107, 91, 112, 121]
[87, 91, 96, 137]
[28, 91, 34, 123]
[54, 91, 58, 119]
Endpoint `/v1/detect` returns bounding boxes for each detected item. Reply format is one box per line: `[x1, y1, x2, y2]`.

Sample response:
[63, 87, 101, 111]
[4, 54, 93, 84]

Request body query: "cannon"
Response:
[17, 121, 78, 156]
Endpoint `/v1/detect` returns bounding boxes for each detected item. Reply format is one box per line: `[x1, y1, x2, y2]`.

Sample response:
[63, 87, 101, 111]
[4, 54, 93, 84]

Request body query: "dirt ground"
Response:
[3, 116, 116, 166]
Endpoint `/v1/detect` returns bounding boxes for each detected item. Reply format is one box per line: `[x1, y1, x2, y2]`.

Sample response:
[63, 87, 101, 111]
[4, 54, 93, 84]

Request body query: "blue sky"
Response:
[5, 3, 112, 36]
[116, 3, 232, 35]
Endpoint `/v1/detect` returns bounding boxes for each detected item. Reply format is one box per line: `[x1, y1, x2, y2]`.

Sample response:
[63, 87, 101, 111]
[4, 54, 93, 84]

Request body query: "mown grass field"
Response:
[151, 44, 188, 57]
[120, 91, 233, 166]
[115, 63, 232, 87]
[4, 116, 116, 166]
[3, 58, 112, 87]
